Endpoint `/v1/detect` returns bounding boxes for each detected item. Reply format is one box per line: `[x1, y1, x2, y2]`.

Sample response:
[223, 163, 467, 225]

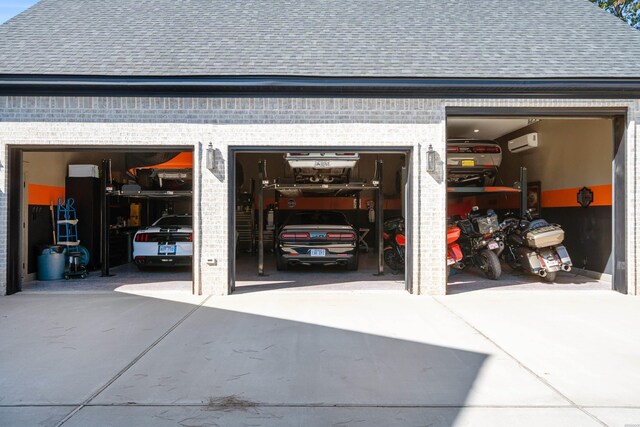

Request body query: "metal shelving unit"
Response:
[235, 209, 255, 253]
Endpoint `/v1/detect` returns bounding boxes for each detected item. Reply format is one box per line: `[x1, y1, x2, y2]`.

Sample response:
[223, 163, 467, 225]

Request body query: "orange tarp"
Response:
[147, 152, 193, 169]
[129, 152, 193, 175]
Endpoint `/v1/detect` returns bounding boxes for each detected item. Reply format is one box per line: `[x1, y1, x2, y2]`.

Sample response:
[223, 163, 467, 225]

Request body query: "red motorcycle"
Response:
[447, 224, 463, 277]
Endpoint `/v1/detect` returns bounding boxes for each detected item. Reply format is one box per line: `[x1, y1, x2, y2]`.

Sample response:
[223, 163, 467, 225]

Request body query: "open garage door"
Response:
[445, 111, 624, 294]
[231, 149, 411, 293]
[6, 146, 194, 294]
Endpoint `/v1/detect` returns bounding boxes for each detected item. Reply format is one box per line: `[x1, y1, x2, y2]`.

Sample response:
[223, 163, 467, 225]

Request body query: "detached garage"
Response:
[0, 0, 639, 297]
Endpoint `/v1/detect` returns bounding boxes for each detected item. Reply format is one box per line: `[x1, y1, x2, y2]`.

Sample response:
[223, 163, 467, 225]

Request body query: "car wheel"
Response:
[347, 253, 359, 271]
[483, 175, 496, 186]
[276, 256, 288, 271]
[136, 169, 154, 190]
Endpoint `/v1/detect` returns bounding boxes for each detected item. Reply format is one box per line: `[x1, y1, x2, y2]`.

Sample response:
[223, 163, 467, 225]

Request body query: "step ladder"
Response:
[56, 198, 81, 247]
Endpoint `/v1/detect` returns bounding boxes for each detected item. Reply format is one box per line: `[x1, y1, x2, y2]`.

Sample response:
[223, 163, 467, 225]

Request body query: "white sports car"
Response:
[133, 214, 192, 268]
[447, 139, 502, 186]
[284, 152, 359, 184]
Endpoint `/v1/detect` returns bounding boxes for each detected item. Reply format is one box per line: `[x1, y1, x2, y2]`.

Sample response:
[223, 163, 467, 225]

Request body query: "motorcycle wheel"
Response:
[543, 271, 557, 283]
[479, 249, 502, 280]
[384, 249, 403, 273]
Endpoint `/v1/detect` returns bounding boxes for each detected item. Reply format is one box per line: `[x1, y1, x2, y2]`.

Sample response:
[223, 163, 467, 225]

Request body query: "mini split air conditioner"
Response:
[508, 132, 538, 153]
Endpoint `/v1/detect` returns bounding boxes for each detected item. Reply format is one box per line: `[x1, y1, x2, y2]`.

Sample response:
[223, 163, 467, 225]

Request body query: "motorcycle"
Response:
[451, 207, 504, 280]
[446, 224, 463, 278]
[500, 209, 572, 282]
[383, 217, 405, 273]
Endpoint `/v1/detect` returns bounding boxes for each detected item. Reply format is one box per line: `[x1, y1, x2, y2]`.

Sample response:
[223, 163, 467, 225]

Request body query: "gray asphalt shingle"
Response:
[0, 0, 639, 78]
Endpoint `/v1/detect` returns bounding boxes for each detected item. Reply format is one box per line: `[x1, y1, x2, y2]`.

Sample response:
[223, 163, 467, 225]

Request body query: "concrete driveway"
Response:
[0, 288, 638, 426]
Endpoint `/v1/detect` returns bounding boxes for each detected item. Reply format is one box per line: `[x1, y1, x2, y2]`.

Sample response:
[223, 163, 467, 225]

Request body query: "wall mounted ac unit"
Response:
[508, 132, 538, 153]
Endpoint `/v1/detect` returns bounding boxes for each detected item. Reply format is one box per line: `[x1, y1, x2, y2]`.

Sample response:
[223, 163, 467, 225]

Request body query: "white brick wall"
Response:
[0, 96, 637, 296]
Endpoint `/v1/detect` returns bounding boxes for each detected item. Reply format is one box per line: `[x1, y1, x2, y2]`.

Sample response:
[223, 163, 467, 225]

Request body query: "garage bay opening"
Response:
[232, 150, 410, 293]
[446, 113, 621, 293]
[10, 147, 194, 293]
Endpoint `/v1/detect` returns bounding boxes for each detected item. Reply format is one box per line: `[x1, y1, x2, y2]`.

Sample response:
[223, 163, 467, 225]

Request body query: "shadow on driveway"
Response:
[0, 292, 487, 427]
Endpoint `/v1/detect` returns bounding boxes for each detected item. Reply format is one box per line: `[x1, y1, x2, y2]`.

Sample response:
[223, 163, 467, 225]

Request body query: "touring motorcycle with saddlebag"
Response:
[499, 209, 572, 282]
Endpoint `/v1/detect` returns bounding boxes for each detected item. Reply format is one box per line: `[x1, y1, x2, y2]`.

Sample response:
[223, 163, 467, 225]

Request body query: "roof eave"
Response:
[1, 75, 640, 98]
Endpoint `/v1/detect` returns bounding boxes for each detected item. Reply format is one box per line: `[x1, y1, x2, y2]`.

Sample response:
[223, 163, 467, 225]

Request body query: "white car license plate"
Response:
[487, 241, 499, 250]
[309, 249, 326, 257]
[158, 244, 176, 255]
[314, 160, 331, 168]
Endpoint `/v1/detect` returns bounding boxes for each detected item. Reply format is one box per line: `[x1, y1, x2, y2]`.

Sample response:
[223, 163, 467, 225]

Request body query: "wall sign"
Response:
[577, 187, 594, 208]
[527, 181, 541, 214]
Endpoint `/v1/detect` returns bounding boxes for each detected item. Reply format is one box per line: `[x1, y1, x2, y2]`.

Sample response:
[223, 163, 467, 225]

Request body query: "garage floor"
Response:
[235, 252, 405, 293]
[448, 268, 611, 294]
[22, 263, 193, 293]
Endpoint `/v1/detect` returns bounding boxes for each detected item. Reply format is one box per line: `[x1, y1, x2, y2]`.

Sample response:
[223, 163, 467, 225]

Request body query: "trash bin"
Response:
[37, 245, 66, 281]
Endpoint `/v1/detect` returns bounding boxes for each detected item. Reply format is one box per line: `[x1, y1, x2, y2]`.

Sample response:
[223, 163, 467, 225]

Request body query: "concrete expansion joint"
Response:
[432, 297, 610, 427]
[53, 295, 213, 427]
[80, 403, 584, 409]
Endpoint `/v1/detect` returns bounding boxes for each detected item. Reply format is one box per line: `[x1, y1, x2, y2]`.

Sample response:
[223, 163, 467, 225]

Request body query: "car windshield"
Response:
[286, 212, 349, 226]
[153, 216, 192, 227]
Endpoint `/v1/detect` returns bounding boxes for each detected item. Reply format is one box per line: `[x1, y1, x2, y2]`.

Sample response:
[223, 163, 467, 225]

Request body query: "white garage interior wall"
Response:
[497, 118, 612, 191]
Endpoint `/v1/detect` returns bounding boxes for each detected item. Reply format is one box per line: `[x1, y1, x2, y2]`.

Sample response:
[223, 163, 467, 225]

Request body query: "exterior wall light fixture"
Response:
[427, 144, 436, 173]
[206, 143, 215, 170]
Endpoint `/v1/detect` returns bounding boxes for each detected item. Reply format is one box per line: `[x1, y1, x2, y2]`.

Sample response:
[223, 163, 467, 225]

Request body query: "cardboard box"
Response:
[68, 164, 100, 178]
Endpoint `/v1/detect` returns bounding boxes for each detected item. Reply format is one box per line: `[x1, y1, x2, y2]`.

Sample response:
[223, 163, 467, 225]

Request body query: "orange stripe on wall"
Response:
[28, 184, 65, 206]
[542, 184, 612, 208]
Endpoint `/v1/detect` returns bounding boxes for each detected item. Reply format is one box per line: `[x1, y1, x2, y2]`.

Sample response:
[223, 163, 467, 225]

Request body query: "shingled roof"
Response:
[0, 0, 639, 79]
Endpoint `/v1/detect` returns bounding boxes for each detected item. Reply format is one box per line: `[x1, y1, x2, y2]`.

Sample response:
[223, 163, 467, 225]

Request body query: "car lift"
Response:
[100, 159, 193, 277]
[447, 166, 528, 214]
[256, 159, 386, 276]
